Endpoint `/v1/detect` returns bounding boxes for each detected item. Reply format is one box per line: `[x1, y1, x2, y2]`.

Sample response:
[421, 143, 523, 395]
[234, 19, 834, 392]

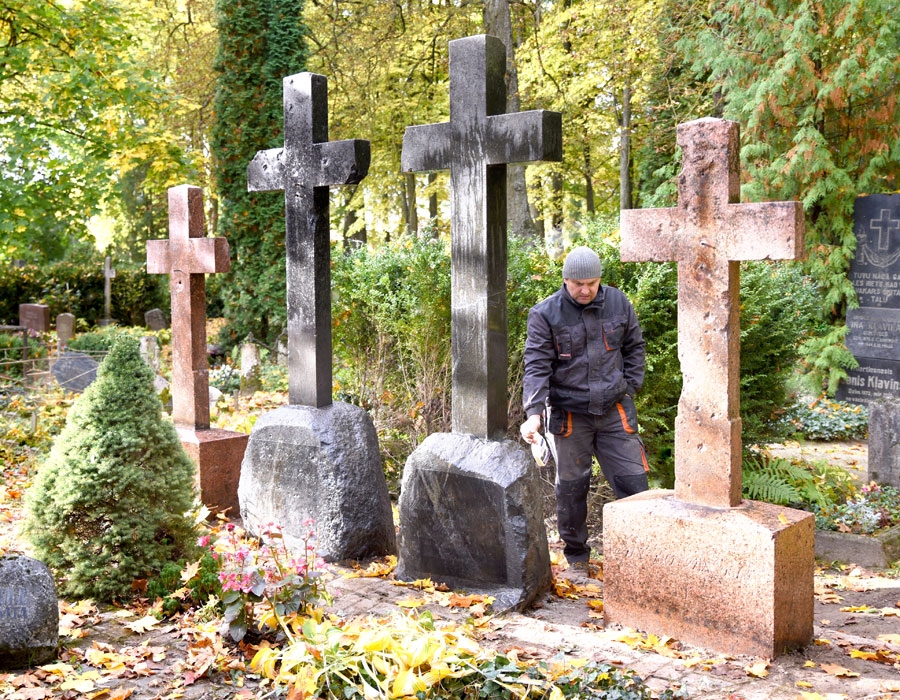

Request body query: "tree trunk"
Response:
[405, 173, 418, 236]
[619, 83, 632, 211]
[484, 0, 538, 241]
[583, 142, 595, 214]
[341, 186, 366, 248]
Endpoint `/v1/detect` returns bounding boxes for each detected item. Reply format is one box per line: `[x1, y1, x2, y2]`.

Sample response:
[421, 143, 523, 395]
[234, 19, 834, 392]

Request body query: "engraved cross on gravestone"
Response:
[401, 34, 561, 439]
[147, 185, 230, 429]
[620, 118, 804, 507]
[247, 72, 370, 407]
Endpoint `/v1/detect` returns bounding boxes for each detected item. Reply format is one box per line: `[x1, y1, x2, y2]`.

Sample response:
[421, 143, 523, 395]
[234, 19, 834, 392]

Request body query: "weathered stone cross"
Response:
[147, 185, 230, 429]
[401, 34, 562, 439]
[620, 118, 805, 508]
[247, 72, 370, 407]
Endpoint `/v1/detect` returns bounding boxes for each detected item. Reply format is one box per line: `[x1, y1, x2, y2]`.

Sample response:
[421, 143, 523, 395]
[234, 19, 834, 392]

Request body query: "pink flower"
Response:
[197, 535, 210, 547]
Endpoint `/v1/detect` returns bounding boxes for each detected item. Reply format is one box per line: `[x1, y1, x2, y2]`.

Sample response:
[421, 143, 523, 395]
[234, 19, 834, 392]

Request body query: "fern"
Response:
[742, 451, 826, 507]
[743, 469, 802, 506]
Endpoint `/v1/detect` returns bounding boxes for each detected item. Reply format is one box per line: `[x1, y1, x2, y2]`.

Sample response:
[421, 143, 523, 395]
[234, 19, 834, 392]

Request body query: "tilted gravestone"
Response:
[835, 194, 900, 489]
[51, 352, 99, 393]
[239, 73, 396, 561]
[145, 308, 168, 331]
[0, 555, 58, 669]
[605, 118, 813, 656]
[395, 34, 561, 610]
[239, 339, 262, 397]
[19, 304, 49, 332]
[147, 185, 248, 515]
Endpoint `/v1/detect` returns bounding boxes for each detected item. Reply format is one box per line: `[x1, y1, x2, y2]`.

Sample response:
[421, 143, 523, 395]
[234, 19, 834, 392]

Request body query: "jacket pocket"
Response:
[601, 317, 627, 351]
[554, 326, 585, 360]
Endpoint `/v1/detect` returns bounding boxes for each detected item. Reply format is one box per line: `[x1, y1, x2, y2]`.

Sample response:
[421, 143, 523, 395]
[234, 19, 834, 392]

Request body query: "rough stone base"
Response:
[603, 490, 814, 657]
[396, 433, 551, 612]
[0, 555, 58, 669]
[178, 427, 248, 517]
[239, 403, 396, 562]
[815, 525, 900, 569]
[869, 400, 900, 488]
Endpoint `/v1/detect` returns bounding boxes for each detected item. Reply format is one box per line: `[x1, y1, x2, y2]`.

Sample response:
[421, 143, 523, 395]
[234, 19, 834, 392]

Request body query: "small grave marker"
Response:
[0, 555, 58, 669]
[56, 313, 75, 350]
[19, 304, 49, 332]
[145, 308, 168, 331]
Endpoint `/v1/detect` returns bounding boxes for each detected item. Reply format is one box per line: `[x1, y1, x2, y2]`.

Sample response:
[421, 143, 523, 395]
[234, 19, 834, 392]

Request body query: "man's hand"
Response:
[520, 414, 542, 444]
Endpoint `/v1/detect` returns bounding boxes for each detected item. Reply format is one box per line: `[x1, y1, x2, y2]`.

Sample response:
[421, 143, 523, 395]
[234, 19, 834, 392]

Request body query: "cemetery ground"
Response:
[2, 380, 900, 699]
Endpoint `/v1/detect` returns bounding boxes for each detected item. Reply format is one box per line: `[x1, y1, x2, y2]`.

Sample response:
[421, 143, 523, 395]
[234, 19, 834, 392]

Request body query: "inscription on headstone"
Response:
[837, 194, 900, 404]
[19, 304, 50, 332]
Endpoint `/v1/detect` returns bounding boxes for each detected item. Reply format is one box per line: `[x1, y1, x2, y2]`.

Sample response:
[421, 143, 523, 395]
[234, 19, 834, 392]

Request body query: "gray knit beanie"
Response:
[562, 246, 603, 279]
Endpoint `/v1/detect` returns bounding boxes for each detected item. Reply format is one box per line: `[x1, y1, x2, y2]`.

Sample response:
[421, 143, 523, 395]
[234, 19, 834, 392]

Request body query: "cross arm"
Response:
[619, 208, 687, 262]
[311, 139, 371, 186]
[247, 148, 284, 192]
[724, 201, 805, 261]
[486, 110, 562, 165]
[147, 238, 231, 275]
[401, 122, 453, 173]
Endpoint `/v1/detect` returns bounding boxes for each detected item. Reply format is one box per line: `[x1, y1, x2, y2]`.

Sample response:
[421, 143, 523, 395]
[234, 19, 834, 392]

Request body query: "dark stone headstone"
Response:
[51, 352, 99, 392]
[19, 304, 49, 332]
[0, 555, 58, 669]
[239, 404, 397, 562]
[868, 399, 900, 488]
[144, 308, 168, 331]
[396, 433, 550, 611]
[838, 194, 900, 404]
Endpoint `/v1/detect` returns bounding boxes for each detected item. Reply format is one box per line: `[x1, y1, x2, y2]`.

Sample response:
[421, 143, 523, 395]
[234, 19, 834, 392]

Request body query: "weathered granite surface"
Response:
[0, 555, 58, 669]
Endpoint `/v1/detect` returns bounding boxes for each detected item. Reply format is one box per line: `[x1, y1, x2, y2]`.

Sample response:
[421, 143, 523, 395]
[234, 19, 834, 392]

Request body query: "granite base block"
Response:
[239, 403, 396, 562]
[396, 433, 551, 612]
[603, 490, 814, 658]
[178, 427, 248, 516]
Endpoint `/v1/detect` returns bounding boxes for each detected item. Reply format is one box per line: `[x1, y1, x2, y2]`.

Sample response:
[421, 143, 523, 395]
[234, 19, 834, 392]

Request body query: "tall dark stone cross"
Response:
[247, 73, 370, 407]
[620, 118, 805, 508]
[402, 34, 562, 439]
[147, 185, 230, 429]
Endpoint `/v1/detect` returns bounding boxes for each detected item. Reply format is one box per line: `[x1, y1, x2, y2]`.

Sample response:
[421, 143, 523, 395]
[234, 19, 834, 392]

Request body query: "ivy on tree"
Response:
[25, 337, 198, 601]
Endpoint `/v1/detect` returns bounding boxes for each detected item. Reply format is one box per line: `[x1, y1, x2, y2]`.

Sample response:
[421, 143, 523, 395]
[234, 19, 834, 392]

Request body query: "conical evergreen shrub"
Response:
[25, 336, 198, 601]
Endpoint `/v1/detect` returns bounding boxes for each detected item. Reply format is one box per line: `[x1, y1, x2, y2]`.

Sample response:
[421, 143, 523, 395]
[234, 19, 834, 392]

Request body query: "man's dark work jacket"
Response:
[523, 284, 646, 419]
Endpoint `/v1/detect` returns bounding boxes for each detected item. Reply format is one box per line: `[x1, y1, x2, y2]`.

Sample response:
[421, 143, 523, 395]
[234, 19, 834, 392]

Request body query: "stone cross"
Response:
[247, 72, 370, 407]
[147, 185, 230, 429]
[103, 256, 116, 321]
[620, 118, 804, 507]
[401, 34, 562, 439]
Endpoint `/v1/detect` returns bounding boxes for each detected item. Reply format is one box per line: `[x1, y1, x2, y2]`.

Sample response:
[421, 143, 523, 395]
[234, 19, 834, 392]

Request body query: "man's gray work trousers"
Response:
[548, 395, 649, 563]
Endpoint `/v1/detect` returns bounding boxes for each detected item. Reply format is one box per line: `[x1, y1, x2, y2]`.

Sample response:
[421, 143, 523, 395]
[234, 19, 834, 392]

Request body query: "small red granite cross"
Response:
[620, 118, 805, 508]
[147, 185, 230, 430]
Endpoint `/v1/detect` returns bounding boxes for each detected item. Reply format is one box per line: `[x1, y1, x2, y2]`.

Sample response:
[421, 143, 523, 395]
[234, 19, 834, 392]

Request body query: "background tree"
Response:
[24, 337, 198, 601]
[211, 0, 310, 344]
[677, 0, 900, 393]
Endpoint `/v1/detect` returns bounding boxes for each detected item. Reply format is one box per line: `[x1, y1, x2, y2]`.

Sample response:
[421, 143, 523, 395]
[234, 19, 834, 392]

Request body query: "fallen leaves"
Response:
[818, 661, 860, 678]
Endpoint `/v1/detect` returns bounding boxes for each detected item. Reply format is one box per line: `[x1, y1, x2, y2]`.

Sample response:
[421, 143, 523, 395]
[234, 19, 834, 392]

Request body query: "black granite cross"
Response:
[248, 72, 370, 407]
[401, 34, 562, 439]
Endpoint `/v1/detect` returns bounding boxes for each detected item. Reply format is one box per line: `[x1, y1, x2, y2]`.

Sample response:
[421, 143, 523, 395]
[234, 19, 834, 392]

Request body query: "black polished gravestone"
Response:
[837, 194, 900, 405]
[395, 35, 560, 610]
[239, 72, 396, 562]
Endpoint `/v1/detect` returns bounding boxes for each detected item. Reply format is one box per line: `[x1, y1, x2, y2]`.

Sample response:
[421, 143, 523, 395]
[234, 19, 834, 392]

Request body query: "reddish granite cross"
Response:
[147, 185, 230, 430]
[620, 118, 805, 508]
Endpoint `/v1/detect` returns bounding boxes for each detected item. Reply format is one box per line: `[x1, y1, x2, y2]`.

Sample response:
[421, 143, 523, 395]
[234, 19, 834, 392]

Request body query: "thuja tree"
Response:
[210, 0, 309, 346]
[679, 0, 900, 393]
[25, 337, 198, 601]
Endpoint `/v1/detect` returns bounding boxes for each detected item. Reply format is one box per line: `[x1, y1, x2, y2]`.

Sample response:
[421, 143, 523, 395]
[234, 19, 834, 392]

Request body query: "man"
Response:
[520, 245, 649, 567]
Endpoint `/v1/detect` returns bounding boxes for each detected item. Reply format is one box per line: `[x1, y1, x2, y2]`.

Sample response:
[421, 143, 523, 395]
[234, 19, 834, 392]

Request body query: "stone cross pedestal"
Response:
[248, 72, 370, 408]
[603, 118, 814, 657]
[239, 74, 395, 562]
[147, 185, 248, 515]
[402, 34, 561, 439]
[394, 35, 559, 610]
[99, 257, 116, 326]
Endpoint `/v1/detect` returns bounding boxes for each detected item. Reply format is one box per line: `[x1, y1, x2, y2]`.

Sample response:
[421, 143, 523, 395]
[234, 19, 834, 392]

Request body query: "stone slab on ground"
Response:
[395, 432, 551, 612]
[816, 525, 900, 569]
[602, 490, 815, 658]
[0, 555, 58, 669]
[238, 403, 396, 562]
[51, 352, 99, 392]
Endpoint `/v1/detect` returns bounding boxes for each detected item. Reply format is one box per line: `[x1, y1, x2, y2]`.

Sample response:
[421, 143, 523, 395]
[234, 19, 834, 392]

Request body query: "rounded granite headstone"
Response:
[0, 555, 59, 668]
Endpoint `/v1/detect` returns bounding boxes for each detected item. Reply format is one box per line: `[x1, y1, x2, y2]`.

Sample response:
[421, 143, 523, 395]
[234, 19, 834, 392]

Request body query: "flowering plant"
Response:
[200, 520, 329, 642]
[814, 482, 900, 535]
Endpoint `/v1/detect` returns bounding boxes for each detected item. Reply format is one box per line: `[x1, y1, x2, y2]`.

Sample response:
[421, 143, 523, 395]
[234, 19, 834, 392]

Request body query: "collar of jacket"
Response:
[561, 283, 605, 310]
